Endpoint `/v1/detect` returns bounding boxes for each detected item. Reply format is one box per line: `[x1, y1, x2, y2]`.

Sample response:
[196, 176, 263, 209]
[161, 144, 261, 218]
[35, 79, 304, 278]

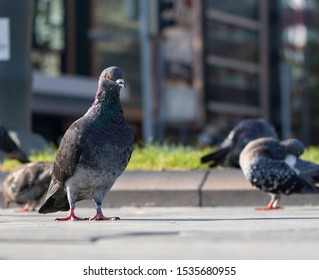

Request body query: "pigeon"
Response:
[2, 162, 52, 211]
[239, 137, 319, 210]
[0, 125, 29, 163]
[38, 66, 135, 221]
[201, 118, 277, 168]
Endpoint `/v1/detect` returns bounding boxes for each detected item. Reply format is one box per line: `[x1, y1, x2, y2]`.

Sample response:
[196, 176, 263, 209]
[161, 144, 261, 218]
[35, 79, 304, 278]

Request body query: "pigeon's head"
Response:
[281, 138, 305, 157]
[241, 137, 285, 161]
[99, 66, 126, 89]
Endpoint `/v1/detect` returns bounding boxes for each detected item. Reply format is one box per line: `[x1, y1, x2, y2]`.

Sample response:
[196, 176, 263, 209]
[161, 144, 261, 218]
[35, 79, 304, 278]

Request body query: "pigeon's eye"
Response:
[106, 74, 111, 80]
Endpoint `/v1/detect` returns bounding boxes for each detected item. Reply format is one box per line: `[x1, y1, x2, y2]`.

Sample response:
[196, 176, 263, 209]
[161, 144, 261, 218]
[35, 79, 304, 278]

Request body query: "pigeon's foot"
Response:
[55, 215, 88, 221]
[15, 204, 35, 212]
[256, 195, 282, 210]
[255, 205, 283, 211]
[89, 211, 120, 221]
[255, 203, 283, 211]
[55, 208, 88, 221]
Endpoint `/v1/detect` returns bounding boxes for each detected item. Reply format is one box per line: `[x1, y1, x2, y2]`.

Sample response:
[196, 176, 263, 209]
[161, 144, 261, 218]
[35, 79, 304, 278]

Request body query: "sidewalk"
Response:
[1, 169, 319, 260]
[1, 206, 319, 259]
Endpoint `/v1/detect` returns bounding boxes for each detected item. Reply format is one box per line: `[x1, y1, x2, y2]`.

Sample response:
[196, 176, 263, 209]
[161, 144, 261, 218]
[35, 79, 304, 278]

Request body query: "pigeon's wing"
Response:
[49, 121, 84, 189]
[200, 146, 231, 167]
[0, 125, 18, 152]
[38, 120, 86, 213]
[250, 119, 278, 139]
[200, 127, 236, 167]
[31, 163, 52, 201]
[0, 126, 29, 163]
[52, 122, 85, 185]
[295, 159, 319, 184]
[2, 163, 48, 206]
[201, 119, 278, 168]
[252, 160, 319, 195]
[229, 119, 277, 164]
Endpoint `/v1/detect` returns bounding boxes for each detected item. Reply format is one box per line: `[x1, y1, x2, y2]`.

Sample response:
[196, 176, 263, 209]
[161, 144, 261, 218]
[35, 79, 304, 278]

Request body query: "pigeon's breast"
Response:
[66, 127, 133, 199]
[79, 140, 133, 172]
[65, 166, 120, 200]
[80, 122, 134, 170]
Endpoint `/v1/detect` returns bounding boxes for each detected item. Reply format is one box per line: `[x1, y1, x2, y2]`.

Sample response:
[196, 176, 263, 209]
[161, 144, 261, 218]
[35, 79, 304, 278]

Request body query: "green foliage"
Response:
[1, 147, 56, 172]
[301, 146, 319, 163]
[28, 148, 56, 163]
[1, 159, 23, 172]
[2, 144, 319, 172]
[126, 143, 212, 171]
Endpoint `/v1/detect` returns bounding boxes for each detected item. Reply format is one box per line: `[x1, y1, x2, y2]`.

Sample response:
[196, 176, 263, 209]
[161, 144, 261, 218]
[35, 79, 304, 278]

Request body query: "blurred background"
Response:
[1, 0, 319, 148]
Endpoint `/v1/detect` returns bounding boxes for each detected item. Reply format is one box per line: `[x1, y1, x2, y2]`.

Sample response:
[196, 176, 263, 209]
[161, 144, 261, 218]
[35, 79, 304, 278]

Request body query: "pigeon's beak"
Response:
[116, 78, 126, 88]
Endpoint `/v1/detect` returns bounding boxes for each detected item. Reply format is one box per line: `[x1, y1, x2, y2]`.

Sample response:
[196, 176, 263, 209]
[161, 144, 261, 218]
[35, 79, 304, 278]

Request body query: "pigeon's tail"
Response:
[0, 126, 30, 163]
[38, 187, 69, 214]
[38, 196, 70, 213]
[286, 176, 319, 195]
[6, 150, 30, 163]
[296, 159, 319, 186]
[299, 183, 319, 194]
[200, 146, 231, 167]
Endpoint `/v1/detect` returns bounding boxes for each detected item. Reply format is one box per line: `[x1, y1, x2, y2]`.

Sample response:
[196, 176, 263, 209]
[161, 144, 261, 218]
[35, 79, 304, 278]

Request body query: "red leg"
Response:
[255, 195, 282, 211]
[255, 204, 282, 211]
[55, 208, 88, 221]
[15, 202, 38, 212]
[15, 204, 31, 212]
[89, 209, 120, 221]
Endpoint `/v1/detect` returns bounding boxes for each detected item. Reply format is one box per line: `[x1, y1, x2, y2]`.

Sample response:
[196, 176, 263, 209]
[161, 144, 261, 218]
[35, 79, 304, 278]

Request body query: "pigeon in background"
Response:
[0, 125, 29, 163]
[239, 137, 319, 210]
[201, 118, 277, 168]
[2, 162, 52, 211]
[38, 66, 135, 221]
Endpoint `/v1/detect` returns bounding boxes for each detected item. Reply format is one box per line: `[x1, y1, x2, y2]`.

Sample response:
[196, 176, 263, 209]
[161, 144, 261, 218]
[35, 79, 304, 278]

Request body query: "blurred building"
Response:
[30, 0, 319, 145]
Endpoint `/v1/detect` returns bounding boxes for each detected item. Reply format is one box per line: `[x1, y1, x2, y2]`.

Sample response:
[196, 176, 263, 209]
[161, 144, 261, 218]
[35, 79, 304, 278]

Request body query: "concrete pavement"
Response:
[0, 206, 319, 259]
[1, 169, 319, 260]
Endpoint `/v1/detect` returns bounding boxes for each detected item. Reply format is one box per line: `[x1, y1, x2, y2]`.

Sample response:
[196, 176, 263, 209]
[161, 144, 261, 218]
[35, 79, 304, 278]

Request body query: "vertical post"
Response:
[301, 48, 309, 145]
[259, 0, 269, 120]
[0, 0, 34, 132]
[139, 0, 154, 143]
[280, 63, 292, 139]
[156, 40, 165, 142]
[193, 0, 205, 126]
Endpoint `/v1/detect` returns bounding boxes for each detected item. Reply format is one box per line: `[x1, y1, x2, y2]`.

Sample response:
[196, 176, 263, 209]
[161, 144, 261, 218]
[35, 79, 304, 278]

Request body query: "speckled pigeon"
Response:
[0, 125, 29, 163]
[239, 137, 319, 210]
[38, 66, 134, 221]
[2, 162, 52, 211]
[201, 118, 277, 168]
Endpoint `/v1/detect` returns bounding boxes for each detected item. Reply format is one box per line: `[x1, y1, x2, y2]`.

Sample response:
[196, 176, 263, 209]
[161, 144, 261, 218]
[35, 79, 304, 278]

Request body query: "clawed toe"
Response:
[89, 213, 120, 221]
[255, 206, 283, 211]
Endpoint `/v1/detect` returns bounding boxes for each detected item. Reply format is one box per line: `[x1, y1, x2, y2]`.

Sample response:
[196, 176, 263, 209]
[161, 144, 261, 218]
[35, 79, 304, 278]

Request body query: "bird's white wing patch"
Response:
[284, 154, 299, 174]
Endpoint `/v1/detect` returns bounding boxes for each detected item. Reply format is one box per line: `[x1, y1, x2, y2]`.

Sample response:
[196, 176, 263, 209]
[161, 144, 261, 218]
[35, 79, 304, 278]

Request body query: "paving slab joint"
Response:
[198, 170, 210, 207]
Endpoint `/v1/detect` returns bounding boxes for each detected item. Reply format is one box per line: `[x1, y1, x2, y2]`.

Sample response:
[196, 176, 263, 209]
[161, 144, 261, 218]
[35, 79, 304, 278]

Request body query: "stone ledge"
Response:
[1, 169, 319, 208]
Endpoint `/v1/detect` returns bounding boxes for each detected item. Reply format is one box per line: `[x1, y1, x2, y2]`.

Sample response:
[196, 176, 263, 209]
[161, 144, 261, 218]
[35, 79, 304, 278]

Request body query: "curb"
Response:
[1, 170, 319, 208]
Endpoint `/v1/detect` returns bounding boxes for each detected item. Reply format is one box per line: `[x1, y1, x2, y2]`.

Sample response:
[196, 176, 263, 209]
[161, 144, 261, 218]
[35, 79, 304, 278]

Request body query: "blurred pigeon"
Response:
[239, 137, 319, 210]
[2, 162, 52, 211]
[201, 118, 277, 168]
[38, 66, 134, 221]
[0, 125, 29, 163]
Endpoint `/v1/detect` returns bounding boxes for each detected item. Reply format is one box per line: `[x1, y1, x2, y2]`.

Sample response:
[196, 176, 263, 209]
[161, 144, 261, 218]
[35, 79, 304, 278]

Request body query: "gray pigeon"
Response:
[201, 118, 277, 168]
[2, 162, 52, 211]
[239, 137, 319, 210]
[0, 125, 29, 163]
[38, 66, 134, 221]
